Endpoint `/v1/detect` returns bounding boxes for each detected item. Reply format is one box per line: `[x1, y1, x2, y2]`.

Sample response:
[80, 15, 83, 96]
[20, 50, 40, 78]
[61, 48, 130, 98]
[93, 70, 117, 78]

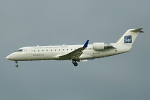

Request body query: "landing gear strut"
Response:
[15, 61, 18, 67]
[72, 59, 78, 66]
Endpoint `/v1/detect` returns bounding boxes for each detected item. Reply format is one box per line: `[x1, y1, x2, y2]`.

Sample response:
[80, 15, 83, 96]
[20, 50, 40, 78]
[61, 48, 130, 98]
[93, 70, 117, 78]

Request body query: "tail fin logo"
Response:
[124, 35, 132, 43]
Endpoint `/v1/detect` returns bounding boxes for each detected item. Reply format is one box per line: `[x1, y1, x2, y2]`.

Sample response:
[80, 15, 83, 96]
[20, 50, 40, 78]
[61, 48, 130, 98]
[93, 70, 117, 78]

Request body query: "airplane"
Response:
[6, 28, 143, 67]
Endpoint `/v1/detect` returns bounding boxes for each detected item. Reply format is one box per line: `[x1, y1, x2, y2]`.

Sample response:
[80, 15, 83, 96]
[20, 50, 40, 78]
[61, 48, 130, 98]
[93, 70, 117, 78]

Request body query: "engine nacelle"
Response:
[93, 43, 105, 51]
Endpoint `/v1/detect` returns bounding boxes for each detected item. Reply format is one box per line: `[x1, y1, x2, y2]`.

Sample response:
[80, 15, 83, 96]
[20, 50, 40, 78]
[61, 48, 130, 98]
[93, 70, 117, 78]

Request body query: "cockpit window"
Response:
[15, 49, 23, 52]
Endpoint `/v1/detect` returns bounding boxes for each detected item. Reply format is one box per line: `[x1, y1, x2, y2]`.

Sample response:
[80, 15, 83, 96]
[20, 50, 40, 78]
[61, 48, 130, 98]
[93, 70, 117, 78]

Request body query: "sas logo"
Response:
[124, 35, 132, 43]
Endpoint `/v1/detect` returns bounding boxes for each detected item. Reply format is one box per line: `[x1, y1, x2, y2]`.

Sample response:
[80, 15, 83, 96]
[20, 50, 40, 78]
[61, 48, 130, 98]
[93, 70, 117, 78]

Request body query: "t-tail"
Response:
[117, 28, 143, 46]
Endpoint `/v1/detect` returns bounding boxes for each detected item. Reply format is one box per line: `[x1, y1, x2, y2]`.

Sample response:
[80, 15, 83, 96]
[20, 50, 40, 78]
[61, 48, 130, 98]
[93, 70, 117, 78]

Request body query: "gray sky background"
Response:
[0, 0, 150, 100]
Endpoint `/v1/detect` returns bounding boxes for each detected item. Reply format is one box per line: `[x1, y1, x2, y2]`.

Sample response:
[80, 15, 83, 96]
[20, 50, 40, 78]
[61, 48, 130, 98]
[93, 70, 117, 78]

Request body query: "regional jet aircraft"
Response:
[6, 28, 143, 67]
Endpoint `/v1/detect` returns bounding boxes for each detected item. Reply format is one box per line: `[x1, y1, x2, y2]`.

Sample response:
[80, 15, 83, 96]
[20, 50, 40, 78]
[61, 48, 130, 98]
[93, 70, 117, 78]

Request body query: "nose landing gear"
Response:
[72, 59, 78, 66]
[15, 61, 18, 67]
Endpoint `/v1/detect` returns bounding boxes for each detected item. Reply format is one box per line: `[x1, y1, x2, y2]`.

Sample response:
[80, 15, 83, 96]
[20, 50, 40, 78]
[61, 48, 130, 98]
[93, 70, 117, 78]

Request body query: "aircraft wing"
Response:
[58, 40, 89, 60]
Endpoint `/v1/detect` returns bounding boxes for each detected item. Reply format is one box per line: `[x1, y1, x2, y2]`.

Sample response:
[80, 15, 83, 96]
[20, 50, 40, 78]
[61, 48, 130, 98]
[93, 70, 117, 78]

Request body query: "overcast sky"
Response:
[0, 0, 150, 100]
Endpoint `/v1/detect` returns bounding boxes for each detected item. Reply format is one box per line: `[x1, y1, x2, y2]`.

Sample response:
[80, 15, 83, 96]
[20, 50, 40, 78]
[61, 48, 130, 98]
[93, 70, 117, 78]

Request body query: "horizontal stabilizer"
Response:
[131, 28, 144, 33]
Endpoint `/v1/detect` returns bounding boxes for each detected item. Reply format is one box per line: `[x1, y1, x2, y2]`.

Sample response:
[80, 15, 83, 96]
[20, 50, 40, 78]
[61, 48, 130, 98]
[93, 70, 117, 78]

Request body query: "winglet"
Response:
[83, 40, 89, 48]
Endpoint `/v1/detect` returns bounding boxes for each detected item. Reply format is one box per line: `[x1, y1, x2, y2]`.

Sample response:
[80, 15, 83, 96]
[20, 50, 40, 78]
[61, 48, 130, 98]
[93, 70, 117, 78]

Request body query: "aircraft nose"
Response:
[6, 55, 11, 60]
[6, 56, 8, 59]
[6, 54, 15, 60]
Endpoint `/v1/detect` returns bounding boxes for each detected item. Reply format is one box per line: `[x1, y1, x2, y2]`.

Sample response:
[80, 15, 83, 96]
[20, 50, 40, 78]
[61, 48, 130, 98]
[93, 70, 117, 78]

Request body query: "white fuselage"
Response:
[6, 43, 132, 61]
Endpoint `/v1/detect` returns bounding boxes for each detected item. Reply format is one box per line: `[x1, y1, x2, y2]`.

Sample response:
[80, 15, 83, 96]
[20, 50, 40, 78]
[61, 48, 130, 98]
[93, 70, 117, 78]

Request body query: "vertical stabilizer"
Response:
[117, 28, 143, 46]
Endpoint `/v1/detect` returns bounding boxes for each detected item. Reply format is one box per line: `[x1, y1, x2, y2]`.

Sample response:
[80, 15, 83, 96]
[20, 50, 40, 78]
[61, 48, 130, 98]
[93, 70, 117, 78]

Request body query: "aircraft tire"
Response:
[74, 62, 78, 66]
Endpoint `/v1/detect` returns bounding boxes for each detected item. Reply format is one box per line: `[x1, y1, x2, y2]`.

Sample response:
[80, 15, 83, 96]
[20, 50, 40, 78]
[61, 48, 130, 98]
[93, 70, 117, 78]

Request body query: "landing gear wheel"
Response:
[72, 59, 78, 66]
[74, 62, 78, 66]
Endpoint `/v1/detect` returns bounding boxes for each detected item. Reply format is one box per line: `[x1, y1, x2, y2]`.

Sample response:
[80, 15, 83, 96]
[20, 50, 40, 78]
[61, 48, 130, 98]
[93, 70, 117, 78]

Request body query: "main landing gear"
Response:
[72, 59, 78, 66]
[15, 61, 18, 67]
